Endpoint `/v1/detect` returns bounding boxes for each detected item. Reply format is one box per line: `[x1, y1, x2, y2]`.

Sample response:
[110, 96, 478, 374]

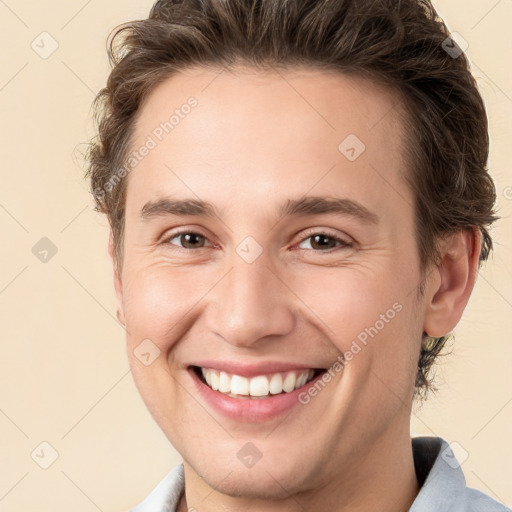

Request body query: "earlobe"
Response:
[423, 228, 481, 338]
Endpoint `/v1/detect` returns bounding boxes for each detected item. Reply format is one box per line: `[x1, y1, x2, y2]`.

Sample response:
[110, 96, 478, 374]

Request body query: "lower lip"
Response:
[188, 367, 326, 422]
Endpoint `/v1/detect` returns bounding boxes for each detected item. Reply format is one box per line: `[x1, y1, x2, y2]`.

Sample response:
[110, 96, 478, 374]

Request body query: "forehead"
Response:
[126, 65, 411, 223]
[133, 64, 406, 150]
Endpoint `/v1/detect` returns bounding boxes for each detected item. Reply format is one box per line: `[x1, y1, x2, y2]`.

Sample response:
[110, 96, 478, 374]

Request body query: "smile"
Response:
[188, 363, 330, 421]
[195, 366, 321, 399]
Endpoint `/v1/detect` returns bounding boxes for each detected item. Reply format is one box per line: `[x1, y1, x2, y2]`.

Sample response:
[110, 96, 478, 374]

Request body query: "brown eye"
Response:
[298, 232, 352, 252]
[167, 231, 211, 250]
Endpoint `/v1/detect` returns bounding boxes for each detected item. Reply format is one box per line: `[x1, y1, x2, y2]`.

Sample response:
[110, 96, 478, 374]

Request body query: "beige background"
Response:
[0, 0, 510, 511]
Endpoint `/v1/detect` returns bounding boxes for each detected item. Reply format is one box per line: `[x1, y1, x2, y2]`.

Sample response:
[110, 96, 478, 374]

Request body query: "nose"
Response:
[205, 253, 295, 348]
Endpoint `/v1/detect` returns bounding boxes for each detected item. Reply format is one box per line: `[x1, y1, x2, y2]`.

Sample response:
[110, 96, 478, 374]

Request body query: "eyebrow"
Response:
[140, 195, 379, 225]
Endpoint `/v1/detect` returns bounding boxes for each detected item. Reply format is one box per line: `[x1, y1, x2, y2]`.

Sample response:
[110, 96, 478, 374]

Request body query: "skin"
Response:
[110, 65, 481, 511]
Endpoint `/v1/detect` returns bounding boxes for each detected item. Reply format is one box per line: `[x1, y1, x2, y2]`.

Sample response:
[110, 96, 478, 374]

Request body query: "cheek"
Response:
[120, 265, 199, 425]
[122, 271, 177, 345]
[291, 264, 405, 343]
[121, 263, 218, 351]
[294, 263, 421, 385]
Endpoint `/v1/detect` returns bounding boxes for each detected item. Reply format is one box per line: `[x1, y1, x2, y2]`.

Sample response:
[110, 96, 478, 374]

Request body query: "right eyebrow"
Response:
[140, 198, 221, 220]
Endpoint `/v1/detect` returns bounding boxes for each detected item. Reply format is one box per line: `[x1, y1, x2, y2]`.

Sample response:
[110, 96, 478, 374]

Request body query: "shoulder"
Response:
[128, 464, 185, 512]
[462, 487, 510, 512]
[411, 437, 509, 512]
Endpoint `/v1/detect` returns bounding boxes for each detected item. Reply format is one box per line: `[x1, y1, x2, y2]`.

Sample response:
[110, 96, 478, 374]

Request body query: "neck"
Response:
[178, 427, 419, 512]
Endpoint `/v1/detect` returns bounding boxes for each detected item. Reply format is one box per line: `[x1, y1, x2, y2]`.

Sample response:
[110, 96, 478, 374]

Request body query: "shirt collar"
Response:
[410, 436, 467, 510]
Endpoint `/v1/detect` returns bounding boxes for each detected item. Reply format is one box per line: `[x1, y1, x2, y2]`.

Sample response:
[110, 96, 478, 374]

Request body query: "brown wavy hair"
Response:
[86, 0, 498, 397]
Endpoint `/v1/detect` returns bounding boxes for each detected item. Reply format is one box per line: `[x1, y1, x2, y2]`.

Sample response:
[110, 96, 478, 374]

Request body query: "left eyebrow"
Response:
[140, 195, 379, 225]
[278, 196, 379, 225]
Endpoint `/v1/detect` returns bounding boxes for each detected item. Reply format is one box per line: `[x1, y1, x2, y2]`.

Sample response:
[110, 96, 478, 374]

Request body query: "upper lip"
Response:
[188, 360, 324, 378]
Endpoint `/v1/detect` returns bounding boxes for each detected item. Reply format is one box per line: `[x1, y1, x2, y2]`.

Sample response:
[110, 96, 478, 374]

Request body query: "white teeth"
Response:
[200, 367, 315, 398]
[269, 373, 283, 394]
[296, 372, 307, 388]
[210, 370, 219, 391]
[230, 375, 249, 395]
[282, 372, 296, 392]
[219, 371, 230, 393]
[250, 376, 269, 397]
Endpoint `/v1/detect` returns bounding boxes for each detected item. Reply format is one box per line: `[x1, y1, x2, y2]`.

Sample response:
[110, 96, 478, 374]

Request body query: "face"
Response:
[115, 65, 428, 498]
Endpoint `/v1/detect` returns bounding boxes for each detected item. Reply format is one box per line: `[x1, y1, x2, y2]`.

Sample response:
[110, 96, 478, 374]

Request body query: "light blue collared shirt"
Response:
[131, 437, 509, 511]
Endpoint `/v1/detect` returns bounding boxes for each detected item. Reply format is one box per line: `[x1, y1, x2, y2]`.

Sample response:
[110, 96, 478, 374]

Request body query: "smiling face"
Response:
[114, 65, 429, 500]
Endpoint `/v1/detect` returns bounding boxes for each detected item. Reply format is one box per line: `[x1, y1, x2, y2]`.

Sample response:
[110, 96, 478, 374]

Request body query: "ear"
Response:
[108, 230, 125, 326]
[423, 228, 482, 337]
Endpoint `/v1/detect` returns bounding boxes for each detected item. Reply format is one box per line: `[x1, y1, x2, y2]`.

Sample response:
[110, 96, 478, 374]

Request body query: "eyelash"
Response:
[162, 229, 353, 254]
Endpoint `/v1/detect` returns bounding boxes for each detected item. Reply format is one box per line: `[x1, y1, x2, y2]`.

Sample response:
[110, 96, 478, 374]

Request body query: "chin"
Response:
[183, 447, 318, 501]
[209, 467, 310, 500]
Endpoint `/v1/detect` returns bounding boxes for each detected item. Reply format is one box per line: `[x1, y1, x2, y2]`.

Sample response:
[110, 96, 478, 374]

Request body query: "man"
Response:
[86, 0, 507, 510]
